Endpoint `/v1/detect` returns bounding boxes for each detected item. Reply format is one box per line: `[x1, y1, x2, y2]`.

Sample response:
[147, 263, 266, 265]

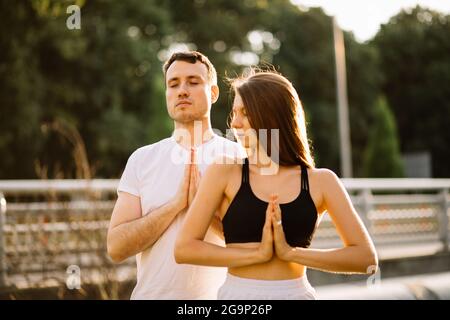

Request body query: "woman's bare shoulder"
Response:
[308, 168, 339, 181]
[307, 167, 341, 190]
[308, 167, 338, 178]
[306, 168, 341, 213]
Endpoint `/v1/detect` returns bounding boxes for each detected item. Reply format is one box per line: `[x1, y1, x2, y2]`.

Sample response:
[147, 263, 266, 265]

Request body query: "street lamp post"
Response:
[333, 16, 353, 178]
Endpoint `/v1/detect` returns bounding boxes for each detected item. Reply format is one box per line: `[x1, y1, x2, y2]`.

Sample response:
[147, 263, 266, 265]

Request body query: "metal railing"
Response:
[0, 178, 449, 290]
[0, 180, 124, 290]
[311, 179, 450, 253]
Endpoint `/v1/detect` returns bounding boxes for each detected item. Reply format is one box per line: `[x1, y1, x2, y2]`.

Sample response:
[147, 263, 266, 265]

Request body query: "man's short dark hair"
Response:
[163, 51, 217, 85]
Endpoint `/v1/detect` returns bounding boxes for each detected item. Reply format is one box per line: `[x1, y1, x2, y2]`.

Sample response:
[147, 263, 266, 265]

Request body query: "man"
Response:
[107, 51, 243, 299]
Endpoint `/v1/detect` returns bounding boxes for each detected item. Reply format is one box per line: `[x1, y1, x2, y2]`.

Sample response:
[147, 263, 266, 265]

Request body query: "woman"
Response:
[175, 70, 378, 300]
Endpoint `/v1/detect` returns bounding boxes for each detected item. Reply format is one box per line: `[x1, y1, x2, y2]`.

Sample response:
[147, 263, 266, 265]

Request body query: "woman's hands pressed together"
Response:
[257, 196, 275, 262]
[257, 193, 295, 263]
[270, 194, 294, 261]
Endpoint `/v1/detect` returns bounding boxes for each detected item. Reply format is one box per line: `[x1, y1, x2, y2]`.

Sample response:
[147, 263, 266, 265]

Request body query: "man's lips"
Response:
[176, 101, 192, 107]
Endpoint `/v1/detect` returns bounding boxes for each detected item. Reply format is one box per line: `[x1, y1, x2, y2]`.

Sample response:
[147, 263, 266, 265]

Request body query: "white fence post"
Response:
[438, 188, 449, 252]
[358, 189, 373, 232]
[0, 192, 7, 287]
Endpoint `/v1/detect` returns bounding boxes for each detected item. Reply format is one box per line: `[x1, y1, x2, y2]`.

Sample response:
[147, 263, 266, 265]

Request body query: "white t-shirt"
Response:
[118, 134, 244, 299]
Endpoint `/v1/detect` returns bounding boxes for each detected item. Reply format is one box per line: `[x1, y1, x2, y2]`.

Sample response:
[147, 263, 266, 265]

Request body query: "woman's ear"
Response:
[211, 85, 219, 104]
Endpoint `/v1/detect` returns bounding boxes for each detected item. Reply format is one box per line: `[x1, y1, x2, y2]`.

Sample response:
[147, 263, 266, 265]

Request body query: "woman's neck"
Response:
[247, 146, 280, 175]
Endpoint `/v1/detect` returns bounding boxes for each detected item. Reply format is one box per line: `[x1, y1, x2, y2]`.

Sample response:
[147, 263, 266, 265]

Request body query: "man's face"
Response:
[165, 60, 217, 124]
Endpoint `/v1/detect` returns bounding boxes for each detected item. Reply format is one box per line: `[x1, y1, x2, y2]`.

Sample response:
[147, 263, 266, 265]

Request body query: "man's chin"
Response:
[170, 113, 203, 124]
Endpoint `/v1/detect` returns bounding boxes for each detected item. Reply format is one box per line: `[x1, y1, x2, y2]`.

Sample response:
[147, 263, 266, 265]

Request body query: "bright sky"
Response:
[291, 0, 450, 42]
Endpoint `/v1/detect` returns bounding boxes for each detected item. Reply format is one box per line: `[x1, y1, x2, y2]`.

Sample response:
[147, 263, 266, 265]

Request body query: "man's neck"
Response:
[173, 119, 215, 148]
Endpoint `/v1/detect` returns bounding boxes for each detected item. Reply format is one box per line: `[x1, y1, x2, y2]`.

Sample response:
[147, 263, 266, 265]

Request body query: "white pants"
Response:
[217, 273, 317, 300]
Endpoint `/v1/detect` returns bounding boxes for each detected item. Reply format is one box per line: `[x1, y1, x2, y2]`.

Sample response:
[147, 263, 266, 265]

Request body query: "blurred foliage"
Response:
[0, 1, 448, 178]
[363, 97, 404, 177]
[372, 6, 450, 177]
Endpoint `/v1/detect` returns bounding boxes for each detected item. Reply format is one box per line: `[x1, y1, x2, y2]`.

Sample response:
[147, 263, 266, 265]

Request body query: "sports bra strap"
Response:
[242, 158, 249, 184]
[243, 159, 309, 190]
[301, 164, 310, 191]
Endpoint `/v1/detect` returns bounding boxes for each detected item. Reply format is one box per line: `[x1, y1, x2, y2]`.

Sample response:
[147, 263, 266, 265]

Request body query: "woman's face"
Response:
[231, 92, 258, 149]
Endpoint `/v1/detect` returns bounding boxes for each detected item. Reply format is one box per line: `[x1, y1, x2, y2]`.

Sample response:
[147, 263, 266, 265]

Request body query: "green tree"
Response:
[1, 1, 399, 179]
[0, 1, 44, 178]
[372, 6, 450, 177]
[0, 0, 174, 178]
[344, 35, 382, 177]
[363, 97, 404, 178]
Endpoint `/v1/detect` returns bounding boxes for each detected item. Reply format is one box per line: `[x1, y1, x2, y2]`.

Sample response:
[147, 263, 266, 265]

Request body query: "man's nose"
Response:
[177, 83, 189, 97]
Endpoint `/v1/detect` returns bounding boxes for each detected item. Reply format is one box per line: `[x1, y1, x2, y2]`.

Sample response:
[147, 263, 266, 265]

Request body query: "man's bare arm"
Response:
[107, 194, 185, 262]
[107, 162, 191, 263]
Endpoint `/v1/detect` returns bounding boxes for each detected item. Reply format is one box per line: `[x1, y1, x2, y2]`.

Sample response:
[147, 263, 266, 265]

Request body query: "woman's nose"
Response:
[231, 116, 242, 129]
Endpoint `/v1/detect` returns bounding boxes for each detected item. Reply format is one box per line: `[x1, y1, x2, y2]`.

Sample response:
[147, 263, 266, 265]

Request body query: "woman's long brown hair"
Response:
[230, 70, 315, 168]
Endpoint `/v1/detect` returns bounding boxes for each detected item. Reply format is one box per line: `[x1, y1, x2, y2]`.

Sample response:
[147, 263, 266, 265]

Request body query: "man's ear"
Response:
[211, 85, 219, 104]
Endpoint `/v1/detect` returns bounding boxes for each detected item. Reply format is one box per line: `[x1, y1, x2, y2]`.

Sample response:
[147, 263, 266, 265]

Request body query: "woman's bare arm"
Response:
[275, 169, 378, 274]
[175, 162, 273, 267]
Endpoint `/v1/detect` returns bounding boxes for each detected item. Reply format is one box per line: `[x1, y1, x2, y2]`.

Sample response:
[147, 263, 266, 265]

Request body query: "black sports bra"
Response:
[222, 158, 318, 248]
